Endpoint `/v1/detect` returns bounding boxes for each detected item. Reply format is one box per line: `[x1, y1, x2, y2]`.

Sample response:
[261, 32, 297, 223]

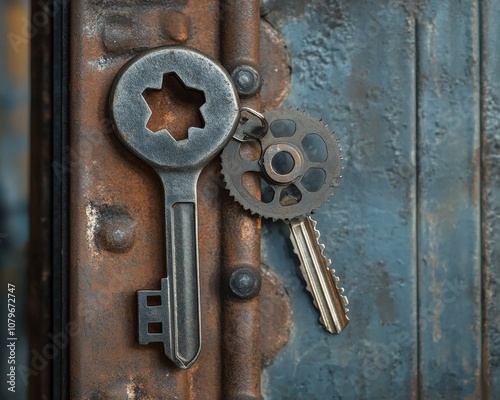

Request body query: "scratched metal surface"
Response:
[262, 0, 497, 398]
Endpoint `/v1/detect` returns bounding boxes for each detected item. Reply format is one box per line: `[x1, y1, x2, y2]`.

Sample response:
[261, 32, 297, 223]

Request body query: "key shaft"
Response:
[138, 172, 201, 369]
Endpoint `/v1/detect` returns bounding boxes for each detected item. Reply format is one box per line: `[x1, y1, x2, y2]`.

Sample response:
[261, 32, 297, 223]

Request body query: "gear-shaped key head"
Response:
[221, 108, 342, 221]
[110, 46, 240, 171]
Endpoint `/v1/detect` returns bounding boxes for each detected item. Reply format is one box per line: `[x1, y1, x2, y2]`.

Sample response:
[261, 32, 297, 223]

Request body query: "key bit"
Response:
[289, 216, 349, 333]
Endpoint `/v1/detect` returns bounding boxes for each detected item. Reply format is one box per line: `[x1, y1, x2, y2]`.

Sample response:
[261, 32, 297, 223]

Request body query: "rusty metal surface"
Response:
[259, 20, 290, 112]
[69, 0, 224, 398]
[260, 264, 292, 368]
[220, 1, 263, 399]
[66, 0, 293, 397]
[220, 0, 261, 80]
[30, 0, 500, 398]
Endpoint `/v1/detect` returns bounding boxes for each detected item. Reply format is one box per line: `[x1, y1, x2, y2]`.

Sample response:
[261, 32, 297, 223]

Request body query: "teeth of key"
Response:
[110, 47, 240, 368]
[221, 108, 349, 334]
[289, 216, 349, 333]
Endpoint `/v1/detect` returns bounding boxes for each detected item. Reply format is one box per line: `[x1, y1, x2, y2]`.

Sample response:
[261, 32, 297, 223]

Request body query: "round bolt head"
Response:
[229, 267, 262, 300]
[237, 71, 254, 88]
[96, 206, 136, 253]
[232, 65, 261, 97]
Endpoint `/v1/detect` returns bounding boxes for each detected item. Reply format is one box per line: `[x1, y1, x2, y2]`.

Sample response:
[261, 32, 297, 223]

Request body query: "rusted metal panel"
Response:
[259, 20, 291, 112]
[481, 0, 500, 398]
[260, 264, 292, 368]
[69, 1, 226, 398]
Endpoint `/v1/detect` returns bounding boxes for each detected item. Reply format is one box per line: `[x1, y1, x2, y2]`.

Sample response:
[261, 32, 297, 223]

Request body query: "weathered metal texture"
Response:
[69, 0, 226, 397]
[417, 1, 481, 398]
[31, 0, 500, 397]
[221, 0, 261, 80]
[220, 1, 263, 399]
[259, 20, 291, 112]
[263, 0, 418, 398]
[481, 0, 500, 397]
[261, 0, 498, 399]
[260, 263, 293, 368]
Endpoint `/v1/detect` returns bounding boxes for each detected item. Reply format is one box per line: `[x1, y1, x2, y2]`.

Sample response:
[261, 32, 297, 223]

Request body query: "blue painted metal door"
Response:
[262, 1, 499, 398]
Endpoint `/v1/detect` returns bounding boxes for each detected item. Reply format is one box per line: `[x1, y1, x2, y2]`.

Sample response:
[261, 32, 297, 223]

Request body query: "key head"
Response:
[110, 46, 240, 171]
[221, 108, 342, 221]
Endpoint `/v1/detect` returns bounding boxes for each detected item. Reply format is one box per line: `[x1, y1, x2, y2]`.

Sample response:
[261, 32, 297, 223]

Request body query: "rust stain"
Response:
[220, 1, 263, 398]
[259, 20, 291, 111]
[260, 264, 293, 367]
[375, 268, 398, 325]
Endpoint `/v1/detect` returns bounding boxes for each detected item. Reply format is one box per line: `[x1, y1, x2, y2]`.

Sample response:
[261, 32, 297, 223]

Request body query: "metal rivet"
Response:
[96, 205, 136, 253]
[231, 65, 261, 97]
[100, 219, 135, 252]
[229, 267, 262, 300]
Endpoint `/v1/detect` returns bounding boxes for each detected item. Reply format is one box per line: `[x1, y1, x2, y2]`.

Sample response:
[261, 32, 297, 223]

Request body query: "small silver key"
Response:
[110, 46, 239, 368]
[221, 108, 349, 333]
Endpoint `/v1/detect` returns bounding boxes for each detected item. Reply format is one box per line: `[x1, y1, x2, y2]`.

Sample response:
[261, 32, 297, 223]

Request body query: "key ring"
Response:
[232, 107, 269, 142]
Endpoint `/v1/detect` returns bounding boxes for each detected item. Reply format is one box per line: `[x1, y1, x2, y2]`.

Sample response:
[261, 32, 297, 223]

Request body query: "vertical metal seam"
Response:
[414, 1, 421, 398]
[473, 1, 483, 396]
[52, 0, 70, 396]
[479, 0, 489, 397]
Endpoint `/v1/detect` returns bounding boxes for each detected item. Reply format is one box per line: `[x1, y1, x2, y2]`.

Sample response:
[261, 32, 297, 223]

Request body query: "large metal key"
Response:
[110, 47, 239, 368]
[221, 108, 349, 334]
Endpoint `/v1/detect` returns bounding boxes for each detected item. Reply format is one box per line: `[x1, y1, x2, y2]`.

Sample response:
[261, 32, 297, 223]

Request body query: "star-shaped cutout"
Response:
[142, 73, 206, 141]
